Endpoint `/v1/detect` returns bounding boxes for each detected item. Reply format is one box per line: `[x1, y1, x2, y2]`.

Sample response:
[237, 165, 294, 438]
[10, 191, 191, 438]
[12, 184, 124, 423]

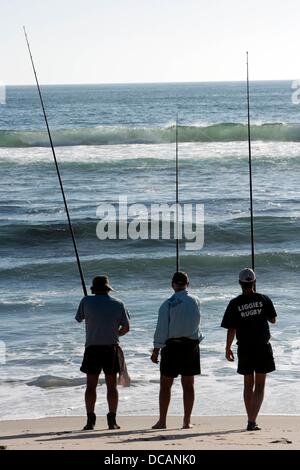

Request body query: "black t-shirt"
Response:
[221, 292, 277, 345]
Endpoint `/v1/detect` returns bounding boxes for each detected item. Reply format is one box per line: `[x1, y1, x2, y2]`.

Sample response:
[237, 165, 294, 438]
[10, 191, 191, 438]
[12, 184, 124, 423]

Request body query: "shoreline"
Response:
[0, 416, 298, 450]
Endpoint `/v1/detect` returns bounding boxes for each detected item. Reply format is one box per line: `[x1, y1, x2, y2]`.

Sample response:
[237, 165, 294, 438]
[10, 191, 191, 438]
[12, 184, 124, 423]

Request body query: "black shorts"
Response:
[80, 345, 120, 375]
[160, 338, 201, 378]
[237, 342, 275, 375]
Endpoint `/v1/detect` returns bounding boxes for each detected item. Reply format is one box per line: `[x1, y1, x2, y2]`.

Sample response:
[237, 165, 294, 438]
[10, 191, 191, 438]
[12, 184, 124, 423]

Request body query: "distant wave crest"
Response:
[2, 122, 300, 147]
[0, 215, 298, 247]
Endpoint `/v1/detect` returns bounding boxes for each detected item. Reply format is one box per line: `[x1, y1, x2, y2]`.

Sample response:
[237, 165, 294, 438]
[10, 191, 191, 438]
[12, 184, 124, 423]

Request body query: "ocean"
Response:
[0, 81, 299, 419]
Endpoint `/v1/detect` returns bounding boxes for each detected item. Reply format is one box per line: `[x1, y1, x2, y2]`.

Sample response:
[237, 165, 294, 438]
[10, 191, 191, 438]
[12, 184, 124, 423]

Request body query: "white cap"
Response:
[239, 268, 256, 283]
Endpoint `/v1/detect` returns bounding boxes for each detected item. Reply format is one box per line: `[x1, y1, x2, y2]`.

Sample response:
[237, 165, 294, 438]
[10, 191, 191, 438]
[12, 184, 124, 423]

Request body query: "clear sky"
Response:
[1, 0, 299, 85]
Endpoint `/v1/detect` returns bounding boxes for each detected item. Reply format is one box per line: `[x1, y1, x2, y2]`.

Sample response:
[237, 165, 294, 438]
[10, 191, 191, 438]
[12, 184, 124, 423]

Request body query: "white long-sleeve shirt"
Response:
[153, 289, 203, 348]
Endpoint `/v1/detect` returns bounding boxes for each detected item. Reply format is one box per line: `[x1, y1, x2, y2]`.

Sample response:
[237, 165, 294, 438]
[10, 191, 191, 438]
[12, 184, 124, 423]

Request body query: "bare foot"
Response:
[152, 421, 166, 429]
[182, 423, 193, 429]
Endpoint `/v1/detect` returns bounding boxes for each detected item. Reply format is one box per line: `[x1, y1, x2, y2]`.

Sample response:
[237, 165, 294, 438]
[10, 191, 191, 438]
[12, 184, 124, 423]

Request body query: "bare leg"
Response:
[181, 375, 195, 429]
[105, 374, 120, 430]
[83, 374, 99, 430]
[250, 373, 266, 423]
[105, 374, 118, 414]
[152, 375, 174, 429]
[85, 374, 99, 413]
[243, 374, 254, 421]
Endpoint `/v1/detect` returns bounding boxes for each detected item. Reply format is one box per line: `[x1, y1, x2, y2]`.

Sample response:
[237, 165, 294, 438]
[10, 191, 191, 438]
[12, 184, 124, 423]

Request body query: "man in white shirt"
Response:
[151, 272, 203, 429]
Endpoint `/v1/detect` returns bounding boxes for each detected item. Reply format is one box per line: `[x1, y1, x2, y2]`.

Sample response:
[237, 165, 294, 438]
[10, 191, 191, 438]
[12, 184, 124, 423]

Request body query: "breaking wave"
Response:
[2, 122, 300, 147]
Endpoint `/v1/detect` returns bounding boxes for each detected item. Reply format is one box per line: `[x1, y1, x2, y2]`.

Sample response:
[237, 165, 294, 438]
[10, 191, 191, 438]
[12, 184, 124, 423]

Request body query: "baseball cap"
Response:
[172, 271, 189, 285]
[91, 275, 114, 291]
[239, 268, 256, 283]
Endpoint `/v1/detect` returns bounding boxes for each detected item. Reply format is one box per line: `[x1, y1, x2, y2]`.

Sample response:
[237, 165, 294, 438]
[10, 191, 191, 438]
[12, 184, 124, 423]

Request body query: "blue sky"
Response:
[1, 0, 299, 85]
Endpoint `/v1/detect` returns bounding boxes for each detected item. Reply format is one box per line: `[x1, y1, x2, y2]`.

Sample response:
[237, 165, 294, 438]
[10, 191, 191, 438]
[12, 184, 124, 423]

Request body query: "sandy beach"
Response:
[0, 416, 298, 450]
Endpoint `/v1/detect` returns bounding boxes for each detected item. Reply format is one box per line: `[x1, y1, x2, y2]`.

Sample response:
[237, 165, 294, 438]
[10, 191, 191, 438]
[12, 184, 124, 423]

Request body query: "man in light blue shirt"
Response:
[151, 271, 203, 430]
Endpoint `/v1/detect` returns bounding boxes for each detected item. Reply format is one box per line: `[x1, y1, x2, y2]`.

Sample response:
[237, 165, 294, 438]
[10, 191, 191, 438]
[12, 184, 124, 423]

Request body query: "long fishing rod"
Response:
[175, 113, 180, 271]
[23, 27, 87, 296]
[246, 51, 255, 271]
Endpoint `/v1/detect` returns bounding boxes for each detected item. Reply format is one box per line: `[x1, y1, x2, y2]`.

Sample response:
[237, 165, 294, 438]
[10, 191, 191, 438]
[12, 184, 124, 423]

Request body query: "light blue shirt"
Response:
[153, 289, 203, 348]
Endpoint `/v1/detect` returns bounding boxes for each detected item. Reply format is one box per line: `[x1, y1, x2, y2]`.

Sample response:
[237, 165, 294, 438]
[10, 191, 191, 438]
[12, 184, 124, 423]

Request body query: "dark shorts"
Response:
[160, 338, 201, 378]
[80, 345, 120, 375]
[237, 342, 275, 375]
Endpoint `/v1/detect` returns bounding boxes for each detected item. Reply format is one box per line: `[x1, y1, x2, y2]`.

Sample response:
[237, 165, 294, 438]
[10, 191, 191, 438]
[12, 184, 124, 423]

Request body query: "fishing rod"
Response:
[175, 113, 180, 272]
[246, 51, 255, 271]
[23, 27, 87, 296]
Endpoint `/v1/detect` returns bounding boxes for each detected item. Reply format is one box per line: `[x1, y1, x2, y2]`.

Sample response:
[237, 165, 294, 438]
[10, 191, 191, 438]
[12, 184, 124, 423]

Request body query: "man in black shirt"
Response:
[221, 268, 277, 431]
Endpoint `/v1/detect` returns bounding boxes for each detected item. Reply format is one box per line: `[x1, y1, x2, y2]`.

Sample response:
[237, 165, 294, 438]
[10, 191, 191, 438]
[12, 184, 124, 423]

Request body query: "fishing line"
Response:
[246, 51, 255, 271]
[175, 113, 180, 271]
[24, 27, 87, 296]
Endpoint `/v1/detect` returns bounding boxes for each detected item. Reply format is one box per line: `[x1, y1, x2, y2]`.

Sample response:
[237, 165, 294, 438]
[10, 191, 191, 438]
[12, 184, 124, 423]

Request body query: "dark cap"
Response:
[91, 275, 114, 292]
[172, 271, 189, 285]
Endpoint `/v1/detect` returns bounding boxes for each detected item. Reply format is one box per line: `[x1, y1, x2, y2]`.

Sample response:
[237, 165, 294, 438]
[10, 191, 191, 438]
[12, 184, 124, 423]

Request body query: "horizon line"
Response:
[5, 78, 296, 87]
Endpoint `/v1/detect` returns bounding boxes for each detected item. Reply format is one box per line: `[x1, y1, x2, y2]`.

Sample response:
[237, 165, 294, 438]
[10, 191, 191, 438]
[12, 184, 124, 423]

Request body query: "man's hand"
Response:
[151, 349, 160, 364]
[225, 348, 234, 362]
[118, 325, 130, 336]
[225, 329, 235, 362]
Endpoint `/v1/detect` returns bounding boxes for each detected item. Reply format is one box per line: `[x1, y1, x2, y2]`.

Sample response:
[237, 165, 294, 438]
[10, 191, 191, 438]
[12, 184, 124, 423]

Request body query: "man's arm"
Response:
[263, 295, 277, 323]
[225, 328, 236, 361]
[119, 304, 130, 336]
[151, 302, 169, 364]
[75, 298, 85, 323]
[153, 302, 169, 348]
